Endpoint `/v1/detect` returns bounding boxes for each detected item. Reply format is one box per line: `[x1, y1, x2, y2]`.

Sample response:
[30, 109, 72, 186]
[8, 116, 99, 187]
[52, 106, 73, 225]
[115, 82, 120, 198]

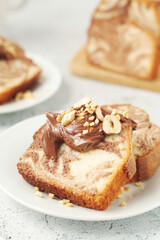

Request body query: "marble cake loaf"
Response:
[17, 98, 136, 210]
[102, 104, 160, 181]
[86, 0, 160, 80]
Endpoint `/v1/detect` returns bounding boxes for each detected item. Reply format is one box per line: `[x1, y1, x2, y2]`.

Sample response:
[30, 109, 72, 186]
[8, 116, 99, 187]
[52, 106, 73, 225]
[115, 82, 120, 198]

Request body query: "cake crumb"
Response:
[34, 186, 39, 191]
[66, 203, 73, 207]
[48, 193, 54, 199]
[35, 191, 42, 198]
[59, 200, 64, 205]
[135, 182, 143, 187]
[124, 187, 130, 191]
[63, 199, 70, 204]
[14, 90, 34, 101]
[120, 187, 125, 194]
[23, 90, 34, 99]
[116, 194, 123, 199]
[120, 201, 126, 207]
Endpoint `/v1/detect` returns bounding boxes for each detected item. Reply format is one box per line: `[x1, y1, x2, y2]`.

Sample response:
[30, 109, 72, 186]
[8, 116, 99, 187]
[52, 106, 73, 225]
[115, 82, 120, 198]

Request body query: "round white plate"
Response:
[0, 52, 62, 114]
[0, 115, 159, 221]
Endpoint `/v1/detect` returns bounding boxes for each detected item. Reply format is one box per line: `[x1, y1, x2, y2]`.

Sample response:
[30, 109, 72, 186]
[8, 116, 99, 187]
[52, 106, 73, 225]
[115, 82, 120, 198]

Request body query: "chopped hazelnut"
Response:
[83, 121, 89, 127]
[34, 186, 39, 191]
[124, 187, 130, 191]
[96, 107, 104, 121]
[66, 203, 73, 207]
[120, 187, 124, 194]
[63, 199, 70, 204]
[60, 110, 65, 116]
[66, 108, 73, 114]
[87, 109, 93, 114]
[123, 111, 129, 118]
[111, 109, 118, 115]
[35, 191, 43, 198]
[56, 115, 62, 122]
[83, 129, 88, 135]
[120, 201, 126, 207]
[23, 90, 34, 99]
[74, 97, 92, 109]
[62, 110, 76, 126]
[135, 182, 143, 187]
[89, 127, 94, 133]
[77, 117, 84, 121]
[115, 114, 121, 120]
[88, 116, 95, 121]
[103, 115, 121, 134]
[48, 193, 54, 199]
[116, 194, 123, 199]
[95, 118, 99, 125]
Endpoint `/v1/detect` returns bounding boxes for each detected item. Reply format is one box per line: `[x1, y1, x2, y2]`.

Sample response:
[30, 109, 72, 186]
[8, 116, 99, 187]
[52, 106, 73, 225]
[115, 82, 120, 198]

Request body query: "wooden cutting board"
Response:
[70, 47, 160, 92]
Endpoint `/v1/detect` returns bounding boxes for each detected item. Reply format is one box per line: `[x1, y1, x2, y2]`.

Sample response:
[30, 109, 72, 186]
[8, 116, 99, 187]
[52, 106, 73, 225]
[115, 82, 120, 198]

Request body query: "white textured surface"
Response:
[0, 0, 160, 239]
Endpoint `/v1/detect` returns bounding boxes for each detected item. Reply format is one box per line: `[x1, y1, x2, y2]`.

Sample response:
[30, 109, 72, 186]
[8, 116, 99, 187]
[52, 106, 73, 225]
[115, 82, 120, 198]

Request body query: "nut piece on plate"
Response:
[73, 97, 92, 109]
[35, 191, 43, 198]
[103, 115, 121, 134]
[14, 90, 34, 102]
[120, 201, 126, 207]
[48, 193, 54, 199]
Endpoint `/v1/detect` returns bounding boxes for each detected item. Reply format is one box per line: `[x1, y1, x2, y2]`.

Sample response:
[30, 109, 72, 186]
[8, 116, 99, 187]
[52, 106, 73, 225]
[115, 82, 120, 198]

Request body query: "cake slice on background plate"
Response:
[0, 37, 41, 104]
[0, 59, 41, 104]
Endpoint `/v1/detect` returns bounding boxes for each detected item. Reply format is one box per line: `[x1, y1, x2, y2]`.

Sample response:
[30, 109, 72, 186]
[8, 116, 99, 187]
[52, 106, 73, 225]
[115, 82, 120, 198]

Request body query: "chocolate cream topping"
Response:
[42, 108, 136, 160]
[42, 111, 105, 159]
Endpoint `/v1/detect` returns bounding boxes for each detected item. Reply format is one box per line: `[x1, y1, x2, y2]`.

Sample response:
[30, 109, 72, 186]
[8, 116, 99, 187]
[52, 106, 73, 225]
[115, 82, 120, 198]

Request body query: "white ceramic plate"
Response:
[0, 115, 160, 221]
[0, 52, 62, 114]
